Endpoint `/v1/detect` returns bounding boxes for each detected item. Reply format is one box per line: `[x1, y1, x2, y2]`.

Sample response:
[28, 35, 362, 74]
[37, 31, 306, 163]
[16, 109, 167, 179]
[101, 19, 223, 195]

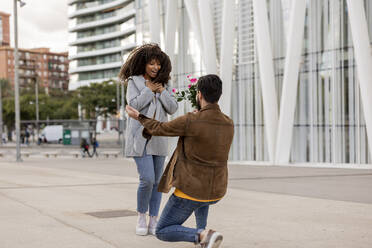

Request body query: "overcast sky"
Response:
[0, 0, 69, 53]
[0, 0, 293, 54]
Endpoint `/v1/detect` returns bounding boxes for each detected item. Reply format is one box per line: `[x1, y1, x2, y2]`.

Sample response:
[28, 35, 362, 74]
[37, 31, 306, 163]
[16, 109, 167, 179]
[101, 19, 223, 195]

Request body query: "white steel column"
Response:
[252, 0, 279, 162]
[198, 0, 218, 74]
[164, 0, 178, 64]
[219, 0, 235, 116]
[275, 0, 307, 164]
[184, 0, 204, 54]
[148, 0, 161, 44]
[346, 0, 372, 161]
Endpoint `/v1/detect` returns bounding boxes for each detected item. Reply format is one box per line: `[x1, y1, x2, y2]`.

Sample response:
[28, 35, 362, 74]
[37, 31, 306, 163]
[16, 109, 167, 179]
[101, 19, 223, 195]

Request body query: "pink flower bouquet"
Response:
[173, 75, 198, 109]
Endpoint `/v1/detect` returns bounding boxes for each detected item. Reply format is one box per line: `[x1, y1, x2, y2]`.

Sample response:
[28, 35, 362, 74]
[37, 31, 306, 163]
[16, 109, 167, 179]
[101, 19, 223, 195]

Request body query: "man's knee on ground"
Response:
[155, 228, 167, 241]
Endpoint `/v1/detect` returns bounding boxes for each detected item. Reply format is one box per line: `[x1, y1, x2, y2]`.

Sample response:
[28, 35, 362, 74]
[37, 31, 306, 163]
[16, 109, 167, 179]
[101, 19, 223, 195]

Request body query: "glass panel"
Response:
[287, 0, 371, 164]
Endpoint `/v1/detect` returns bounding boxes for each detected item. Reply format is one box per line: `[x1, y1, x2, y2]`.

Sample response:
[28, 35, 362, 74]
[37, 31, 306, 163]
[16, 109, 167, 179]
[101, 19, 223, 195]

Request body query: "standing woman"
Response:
[119, 44, 178, 236]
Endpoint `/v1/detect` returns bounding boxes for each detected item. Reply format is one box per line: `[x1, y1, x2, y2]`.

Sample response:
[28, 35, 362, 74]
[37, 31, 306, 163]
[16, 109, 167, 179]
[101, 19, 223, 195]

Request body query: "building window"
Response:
[78, 68, 120, 81]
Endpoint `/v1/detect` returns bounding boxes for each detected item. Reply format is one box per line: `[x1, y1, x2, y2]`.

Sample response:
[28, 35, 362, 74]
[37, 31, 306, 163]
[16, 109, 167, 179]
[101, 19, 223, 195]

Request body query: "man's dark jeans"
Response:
[156, 194, 219, 243]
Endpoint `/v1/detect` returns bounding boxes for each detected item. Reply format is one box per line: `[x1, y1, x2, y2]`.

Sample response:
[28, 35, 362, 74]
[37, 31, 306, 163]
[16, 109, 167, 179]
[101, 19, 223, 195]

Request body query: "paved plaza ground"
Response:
[0, 152, 372, 247]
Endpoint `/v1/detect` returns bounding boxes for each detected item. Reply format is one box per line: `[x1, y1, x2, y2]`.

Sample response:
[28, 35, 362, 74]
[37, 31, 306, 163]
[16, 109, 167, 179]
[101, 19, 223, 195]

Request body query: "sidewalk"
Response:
[0, 158, 371, 248]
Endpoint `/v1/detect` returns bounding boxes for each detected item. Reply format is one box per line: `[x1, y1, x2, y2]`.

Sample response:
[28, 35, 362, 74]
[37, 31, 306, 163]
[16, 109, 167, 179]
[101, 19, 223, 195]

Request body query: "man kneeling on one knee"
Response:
[126, 74, 234, 248]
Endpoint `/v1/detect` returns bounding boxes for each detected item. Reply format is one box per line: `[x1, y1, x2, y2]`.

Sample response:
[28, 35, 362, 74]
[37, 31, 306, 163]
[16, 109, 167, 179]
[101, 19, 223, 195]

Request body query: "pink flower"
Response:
[172, 88, 177, 93]
[188, 84, 191, 88]
[190, 78, 197, 83]
[187, 75, 191, 78]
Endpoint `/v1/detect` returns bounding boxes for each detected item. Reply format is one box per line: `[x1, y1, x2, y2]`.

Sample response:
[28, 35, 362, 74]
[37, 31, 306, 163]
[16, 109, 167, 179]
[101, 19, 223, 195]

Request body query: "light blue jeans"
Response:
[134, 147, 165, 216]
[156, 194, 219, 243]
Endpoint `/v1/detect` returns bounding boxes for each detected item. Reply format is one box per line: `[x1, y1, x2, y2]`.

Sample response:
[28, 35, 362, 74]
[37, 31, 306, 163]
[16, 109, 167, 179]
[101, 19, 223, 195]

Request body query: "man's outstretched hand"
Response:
[126, 105, 140, 120]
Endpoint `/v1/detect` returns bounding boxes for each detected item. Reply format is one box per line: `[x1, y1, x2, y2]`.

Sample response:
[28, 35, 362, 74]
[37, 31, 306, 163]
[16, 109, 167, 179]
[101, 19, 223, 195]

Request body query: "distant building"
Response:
[0, 47, 69, 91]
[68, 0, 136, 90]
[0, 11, 10, 46]
[0, 11, 69, 91]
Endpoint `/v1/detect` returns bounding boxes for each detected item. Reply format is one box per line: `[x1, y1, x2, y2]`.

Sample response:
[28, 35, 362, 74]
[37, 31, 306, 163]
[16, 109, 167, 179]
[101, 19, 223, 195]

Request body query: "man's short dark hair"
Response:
[197, 74, 222, 103]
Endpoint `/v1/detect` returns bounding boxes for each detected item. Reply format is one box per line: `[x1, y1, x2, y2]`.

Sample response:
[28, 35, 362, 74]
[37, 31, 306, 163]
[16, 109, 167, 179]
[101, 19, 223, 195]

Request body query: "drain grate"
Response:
[85, 209, 137, 219]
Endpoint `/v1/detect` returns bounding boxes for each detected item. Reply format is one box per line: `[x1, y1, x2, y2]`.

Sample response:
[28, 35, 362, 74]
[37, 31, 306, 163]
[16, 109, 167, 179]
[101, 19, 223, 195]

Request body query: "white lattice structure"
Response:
[136, 0, 372, 168]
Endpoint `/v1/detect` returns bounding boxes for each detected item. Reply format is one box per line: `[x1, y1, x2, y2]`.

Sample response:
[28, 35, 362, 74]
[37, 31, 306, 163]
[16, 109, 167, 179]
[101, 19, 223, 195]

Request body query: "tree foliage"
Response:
[0, 78, 124, 131]
[77, 80, 123, 119]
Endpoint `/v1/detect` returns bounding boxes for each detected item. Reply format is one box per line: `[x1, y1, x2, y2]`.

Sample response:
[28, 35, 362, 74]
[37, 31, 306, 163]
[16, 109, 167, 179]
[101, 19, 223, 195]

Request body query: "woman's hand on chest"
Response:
[154, 83, 165, 93]
[145, 80, 159, 92]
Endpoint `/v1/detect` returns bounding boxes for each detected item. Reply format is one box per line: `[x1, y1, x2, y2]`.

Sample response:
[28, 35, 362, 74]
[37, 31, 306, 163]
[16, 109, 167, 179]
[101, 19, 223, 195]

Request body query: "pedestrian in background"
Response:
[80, 138, 90, 158]
[119, 43, 178, 236]
[91, 137, 99, 157]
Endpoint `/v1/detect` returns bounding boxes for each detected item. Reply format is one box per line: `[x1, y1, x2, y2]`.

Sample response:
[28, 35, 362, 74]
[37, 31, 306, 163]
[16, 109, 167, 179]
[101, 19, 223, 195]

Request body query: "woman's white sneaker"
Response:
[136, 213, 148, 236]
[148, 216, 158, 235]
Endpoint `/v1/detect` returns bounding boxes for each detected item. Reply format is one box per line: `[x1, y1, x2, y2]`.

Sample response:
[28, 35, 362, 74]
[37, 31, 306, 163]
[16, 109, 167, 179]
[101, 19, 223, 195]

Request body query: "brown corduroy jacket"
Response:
[138, 103, 234, 200]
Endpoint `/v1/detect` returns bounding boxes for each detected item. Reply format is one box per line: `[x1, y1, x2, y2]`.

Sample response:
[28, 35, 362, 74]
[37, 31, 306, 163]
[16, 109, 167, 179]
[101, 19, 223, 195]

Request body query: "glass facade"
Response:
[135, 0, 372, 165]
[78, 68, 120, 81]
[77, 38, 120, 52]
[77, 24, 121, 38]
[76, 0, 117, 10]
[77, 52, 122, 66]
[76, 2, 135, 24]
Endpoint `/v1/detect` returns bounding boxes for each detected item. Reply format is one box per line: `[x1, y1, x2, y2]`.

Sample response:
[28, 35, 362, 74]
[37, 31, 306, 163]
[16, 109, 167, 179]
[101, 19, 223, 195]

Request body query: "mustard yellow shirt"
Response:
[174, 188, 222, 202]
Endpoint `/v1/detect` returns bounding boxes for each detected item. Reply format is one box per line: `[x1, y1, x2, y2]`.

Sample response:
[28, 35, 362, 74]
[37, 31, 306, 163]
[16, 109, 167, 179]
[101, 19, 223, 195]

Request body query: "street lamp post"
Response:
[121, 80, 125, 156]
[35, 80, 39, 140]
[116, 80, 120, 144]
[13, 0, 26, 162]
[0, 80, 3, 145]
[120, 50, 126, 156]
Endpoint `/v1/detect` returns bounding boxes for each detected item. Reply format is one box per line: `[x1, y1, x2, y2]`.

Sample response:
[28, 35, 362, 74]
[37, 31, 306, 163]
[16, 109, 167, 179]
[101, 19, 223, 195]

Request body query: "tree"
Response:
[2, 81, 79, 138]
[1, 78, 125, 140]
[77, 80, 122, 137]
[0, 78, 13, 98]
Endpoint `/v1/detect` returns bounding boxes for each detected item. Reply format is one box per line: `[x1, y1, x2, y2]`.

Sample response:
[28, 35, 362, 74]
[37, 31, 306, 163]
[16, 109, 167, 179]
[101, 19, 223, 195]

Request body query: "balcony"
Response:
[69, 9, 135, 32]
[19, 63, 37, 69]
[69, 77, 115, 90]
[20, 73, 37, 79]
[69, 61, 122, 74]
[69, 26, 135, 46]
[48, 57, 68, 63]
[68, 0, 106, 5]
[69, 0, 133, 18]
[69, 43, 136, 60]
[49, 74, 69, 80]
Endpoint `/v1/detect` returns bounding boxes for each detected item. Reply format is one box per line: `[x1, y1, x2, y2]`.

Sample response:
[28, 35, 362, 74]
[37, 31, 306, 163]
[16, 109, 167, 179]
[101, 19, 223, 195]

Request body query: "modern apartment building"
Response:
[0, 11, 10, 47]
[68, 0, 136, 90]
[0, 47, 69, 91]
[136, 0, 372, 167]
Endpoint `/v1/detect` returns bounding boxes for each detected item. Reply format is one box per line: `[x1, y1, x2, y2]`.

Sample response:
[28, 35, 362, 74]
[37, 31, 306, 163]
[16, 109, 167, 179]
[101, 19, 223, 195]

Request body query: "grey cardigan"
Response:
[125, 75, 178, 157]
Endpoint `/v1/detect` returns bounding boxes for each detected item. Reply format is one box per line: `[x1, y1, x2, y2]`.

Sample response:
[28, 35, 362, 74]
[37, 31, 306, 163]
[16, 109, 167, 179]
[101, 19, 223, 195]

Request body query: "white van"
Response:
[40, 125, 63, 143]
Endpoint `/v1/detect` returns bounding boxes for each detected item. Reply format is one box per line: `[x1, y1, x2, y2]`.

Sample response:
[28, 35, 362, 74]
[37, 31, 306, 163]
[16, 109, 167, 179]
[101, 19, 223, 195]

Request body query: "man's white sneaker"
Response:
[136, 213, 148, 236]
[148, 216, 158, 235]
[200, 230, 223, 248]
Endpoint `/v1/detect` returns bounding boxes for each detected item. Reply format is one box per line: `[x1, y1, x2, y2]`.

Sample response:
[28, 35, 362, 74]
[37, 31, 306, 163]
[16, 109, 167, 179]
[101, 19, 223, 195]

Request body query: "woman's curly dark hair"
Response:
[118, 43, 172, 86]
